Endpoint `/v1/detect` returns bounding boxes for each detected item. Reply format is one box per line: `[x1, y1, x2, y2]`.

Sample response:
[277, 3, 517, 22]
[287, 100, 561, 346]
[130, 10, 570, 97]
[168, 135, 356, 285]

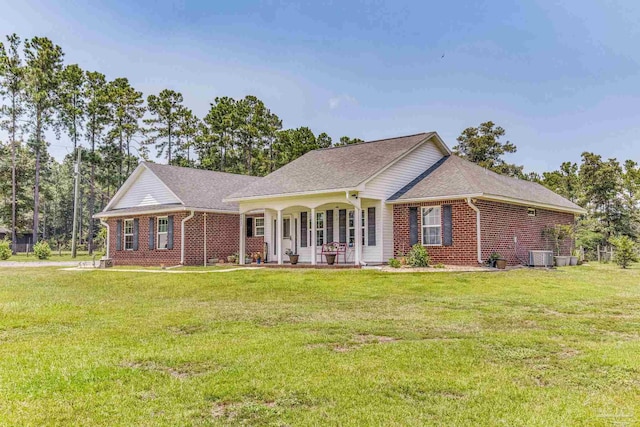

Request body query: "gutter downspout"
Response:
[466, 198, 482, 264]
[203, 213, 207, 267]
[181, 210, 195, 265]
[100, 219, 110, 259]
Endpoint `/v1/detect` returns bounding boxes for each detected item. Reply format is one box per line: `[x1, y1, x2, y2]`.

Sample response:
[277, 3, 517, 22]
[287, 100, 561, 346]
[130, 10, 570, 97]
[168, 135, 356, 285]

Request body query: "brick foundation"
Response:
[107, 211, 263, 267]
[393, 199, 575, 266]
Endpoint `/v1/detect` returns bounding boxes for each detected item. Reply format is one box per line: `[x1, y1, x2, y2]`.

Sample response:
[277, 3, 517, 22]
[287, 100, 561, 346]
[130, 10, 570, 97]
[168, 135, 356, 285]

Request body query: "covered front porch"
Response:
[238, 191, 385, 266]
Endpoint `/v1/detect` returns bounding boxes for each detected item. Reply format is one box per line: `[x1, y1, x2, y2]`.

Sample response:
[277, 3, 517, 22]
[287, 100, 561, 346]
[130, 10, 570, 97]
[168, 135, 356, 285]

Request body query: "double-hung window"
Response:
[254, 217, 265, 237]
[348, 210, 355, 246]
[157, 217, 168, 249]
[347, 210, 367, 246]
[421, 206, 442, 245]
[316, 212, 325, 245]
[124, 219, 134, 250]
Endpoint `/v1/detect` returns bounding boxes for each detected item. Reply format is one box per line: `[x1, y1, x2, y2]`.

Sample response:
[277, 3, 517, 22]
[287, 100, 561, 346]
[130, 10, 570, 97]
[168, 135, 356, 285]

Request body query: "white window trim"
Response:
[254, 217, 265, 237]
[124, 218, 134, 251]
[421, 206, 442, 247]
[348, 210, 356, 247]
[157, 216, 168, 250]
[315, 211, 325, 245]
[347, 209, 367, 247]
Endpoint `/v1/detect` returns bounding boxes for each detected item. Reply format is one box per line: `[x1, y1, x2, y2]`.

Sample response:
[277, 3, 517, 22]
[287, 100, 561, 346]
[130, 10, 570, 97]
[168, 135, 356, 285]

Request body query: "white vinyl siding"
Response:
[360, 140, 444, 200]
[382, 203, 394, 260]
[113, 167, 181, 209]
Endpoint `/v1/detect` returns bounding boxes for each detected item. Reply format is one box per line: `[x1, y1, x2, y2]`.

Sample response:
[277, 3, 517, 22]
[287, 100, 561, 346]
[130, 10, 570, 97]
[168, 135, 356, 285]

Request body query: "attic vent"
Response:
[527, 208, 536, 217]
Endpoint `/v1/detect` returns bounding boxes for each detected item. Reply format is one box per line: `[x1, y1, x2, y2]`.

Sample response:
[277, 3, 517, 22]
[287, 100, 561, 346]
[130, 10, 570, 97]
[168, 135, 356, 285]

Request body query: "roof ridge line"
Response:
[317, 132, 431, 151]
[144, 161, 260, 179]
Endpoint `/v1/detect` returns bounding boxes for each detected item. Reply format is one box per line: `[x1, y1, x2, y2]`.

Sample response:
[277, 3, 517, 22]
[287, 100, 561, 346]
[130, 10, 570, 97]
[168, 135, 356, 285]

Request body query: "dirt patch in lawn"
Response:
[121, 360, 220, 379]
[210, 395, 313, 422]
[307, 334, 400, 353]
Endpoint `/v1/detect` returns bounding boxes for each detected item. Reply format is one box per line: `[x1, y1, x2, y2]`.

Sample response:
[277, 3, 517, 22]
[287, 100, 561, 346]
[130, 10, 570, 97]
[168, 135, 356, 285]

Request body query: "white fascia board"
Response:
[385, 193, 483, 204]
[94, 206, 239, 219]
[479, 194, 587, 215]
[385, 193, 585, 214]
[224, 187, 356, 203]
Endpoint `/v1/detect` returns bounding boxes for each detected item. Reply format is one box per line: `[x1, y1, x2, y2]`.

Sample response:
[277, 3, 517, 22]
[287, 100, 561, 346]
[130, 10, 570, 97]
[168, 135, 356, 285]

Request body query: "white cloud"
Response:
[328, 94, 357, 110]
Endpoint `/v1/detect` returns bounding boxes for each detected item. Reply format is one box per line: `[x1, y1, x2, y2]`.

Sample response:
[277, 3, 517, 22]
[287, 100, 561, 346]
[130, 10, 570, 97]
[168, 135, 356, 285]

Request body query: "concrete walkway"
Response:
[0, 261, 82, 268]
[59, 266, 264, 274]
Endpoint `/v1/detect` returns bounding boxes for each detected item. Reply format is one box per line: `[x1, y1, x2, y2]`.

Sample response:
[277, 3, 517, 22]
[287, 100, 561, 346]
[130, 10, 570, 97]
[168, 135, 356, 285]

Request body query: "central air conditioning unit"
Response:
[529, 250, 554, 267]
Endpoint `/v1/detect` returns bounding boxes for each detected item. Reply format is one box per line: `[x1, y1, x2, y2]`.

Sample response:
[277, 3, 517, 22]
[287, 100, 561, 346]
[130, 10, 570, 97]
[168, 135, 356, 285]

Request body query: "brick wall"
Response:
[184, 212, 263, 265]
[107, 211, 264, 267]
[393, 199, 478, 265]
[392, 199, 576, 266]
[477, 200, 574, 265]
[107, 211, 186, 267]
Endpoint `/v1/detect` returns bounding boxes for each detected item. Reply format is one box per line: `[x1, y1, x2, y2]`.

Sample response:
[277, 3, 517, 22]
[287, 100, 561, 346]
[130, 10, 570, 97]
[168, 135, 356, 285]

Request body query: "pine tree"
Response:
[23, 37, 64, 242]
[0, 34, 25, 252]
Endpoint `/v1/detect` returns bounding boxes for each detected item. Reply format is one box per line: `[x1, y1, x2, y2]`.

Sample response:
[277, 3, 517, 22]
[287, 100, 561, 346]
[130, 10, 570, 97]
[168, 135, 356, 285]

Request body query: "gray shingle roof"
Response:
[389, 155, 585, 213]
[98, 163, 262, 217]
[143, 162, 261, 211]
[227, 132, 437, 199]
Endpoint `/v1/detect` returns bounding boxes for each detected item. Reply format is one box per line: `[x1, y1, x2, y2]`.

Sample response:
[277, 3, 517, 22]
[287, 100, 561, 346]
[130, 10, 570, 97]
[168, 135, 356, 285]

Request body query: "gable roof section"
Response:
[226, 132, 448, 200]
[97, 162, 261, 217]
[389, 155, 586, 214]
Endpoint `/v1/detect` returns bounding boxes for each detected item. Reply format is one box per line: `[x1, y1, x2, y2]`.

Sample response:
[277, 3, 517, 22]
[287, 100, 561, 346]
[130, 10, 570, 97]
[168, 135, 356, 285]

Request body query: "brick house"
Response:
[226, 132, 584, 266]
[94, 163, 264, 266]
[97, 131, 584, 267]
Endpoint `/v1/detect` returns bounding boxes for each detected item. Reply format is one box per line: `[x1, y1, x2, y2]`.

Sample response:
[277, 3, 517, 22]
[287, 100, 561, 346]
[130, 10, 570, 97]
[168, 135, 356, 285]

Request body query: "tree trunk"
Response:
[168, 122, 172, 164]
[10, 96, 17, 254]
[33, 145, 41, 243]
[88, 128, 95, 255]
[119, 123, 123, 186]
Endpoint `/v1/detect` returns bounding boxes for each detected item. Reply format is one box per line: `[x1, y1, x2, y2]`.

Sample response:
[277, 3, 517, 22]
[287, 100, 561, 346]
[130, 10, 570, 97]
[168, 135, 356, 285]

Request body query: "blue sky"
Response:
[1, 0, 639, 172]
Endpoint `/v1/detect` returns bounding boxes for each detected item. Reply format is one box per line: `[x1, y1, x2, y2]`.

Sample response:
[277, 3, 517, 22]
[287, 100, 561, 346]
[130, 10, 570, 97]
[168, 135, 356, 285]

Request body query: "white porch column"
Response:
[354, 206, 362, 265]
[239, 213, 246, 265]
[276, 209, 283, 265]
[310, 207, 317, 265]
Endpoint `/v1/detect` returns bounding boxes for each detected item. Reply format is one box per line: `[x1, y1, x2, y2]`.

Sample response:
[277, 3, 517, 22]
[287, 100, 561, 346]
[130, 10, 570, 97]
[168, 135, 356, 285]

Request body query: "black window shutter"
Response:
[338, 209, 347, 243]
[368, 207, 376, 246]
[443, 205, 453, 246]
[132, 218, 139, 251]
[167, 216, 174, 250]
[246, 217, 253, 237]
[116, 220, 122, 251]
[409, 207, 418, 246]
[326, 210, 334, 243]
[300, 212, 308, 247]
[149, 217, 155, 250]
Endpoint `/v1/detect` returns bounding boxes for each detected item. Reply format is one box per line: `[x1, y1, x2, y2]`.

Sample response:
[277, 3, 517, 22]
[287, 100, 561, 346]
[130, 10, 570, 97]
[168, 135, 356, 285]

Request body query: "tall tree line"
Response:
[2, 33, 637, 255]
[454, 121, 640, 255]
[0, 33, 358, 251]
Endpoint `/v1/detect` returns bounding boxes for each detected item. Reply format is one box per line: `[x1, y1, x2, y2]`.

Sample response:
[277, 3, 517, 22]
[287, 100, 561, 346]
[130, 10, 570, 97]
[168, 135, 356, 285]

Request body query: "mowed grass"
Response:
[0, 264, 638, 426]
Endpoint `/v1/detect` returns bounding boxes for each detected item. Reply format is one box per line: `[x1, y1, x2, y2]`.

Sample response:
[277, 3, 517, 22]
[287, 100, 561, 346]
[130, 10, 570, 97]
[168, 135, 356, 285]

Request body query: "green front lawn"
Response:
[0, 264, 638, 425]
